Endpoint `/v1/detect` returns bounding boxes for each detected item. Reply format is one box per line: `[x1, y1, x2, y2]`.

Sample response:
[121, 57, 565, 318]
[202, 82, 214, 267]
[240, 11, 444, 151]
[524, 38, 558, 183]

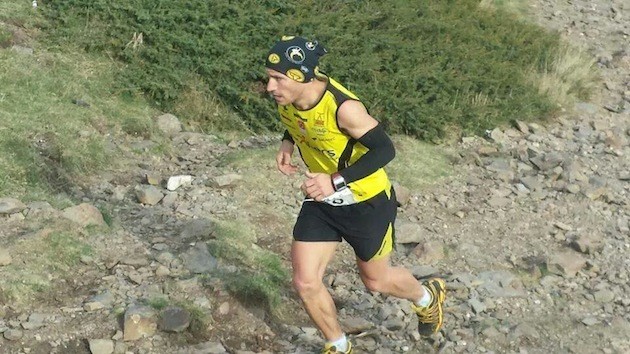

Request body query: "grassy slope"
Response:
[0, 3, 159, 201]
[1, 2, 460, 198]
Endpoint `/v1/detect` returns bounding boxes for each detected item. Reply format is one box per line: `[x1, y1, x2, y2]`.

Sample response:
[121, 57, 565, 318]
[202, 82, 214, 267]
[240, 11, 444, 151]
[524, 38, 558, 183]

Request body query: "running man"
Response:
[265, 36, 446, 354]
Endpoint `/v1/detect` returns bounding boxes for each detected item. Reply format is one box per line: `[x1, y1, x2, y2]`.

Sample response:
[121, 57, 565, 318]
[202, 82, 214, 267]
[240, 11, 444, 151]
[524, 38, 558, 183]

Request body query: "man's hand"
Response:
[301, 172, 335, 201]
[276, 140, 298, 175]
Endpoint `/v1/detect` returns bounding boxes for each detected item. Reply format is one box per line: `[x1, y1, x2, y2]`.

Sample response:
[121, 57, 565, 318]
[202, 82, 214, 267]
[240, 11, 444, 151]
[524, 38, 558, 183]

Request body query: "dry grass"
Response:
[479, 0, 529, 16]
[171, 77, 251, 134]
[478, 0, 599, 108]
[530, 42, 598, 107]
[388, 135, 455, 189]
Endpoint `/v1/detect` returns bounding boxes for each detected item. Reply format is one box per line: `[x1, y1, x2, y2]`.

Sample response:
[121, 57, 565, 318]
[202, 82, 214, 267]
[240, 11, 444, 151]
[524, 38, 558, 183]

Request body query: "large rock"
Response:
[530, 152, 565, 171]
[123, 305, 157, 341]
[547, 252, 587, 277]
[392, 183, 411, 206]
[167, 175, 193, 191]
[3, 329, 23, 340]
[183, 242, 218, 274]
[88, 339, 114, 354]
[209, 174, 243, 188]
[180, 218, 216, 240]
[411, 241, 445, 264]
[394, 220, 424, 244]
[135, 185, 164, 205]
[62, 203, 106, 227]
[84, 290, 115, 311]
[159, 306, 191, 332]
[0, 198, 26, 214]
[25, 201, 56, 218]
[341, 317, 374, 334]
[570, 234, 604, 254]
[156, 113, 183, 137]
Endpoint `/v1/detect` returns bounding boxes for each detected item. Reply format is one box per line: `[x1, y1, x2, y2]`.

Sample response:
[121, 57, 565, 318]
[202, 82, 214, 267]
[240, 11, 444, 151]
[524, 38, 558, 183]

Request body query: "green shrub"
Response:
[42, 0, 287, 131]
[286, 0, 562, 139]
[42, 0, 593, 140]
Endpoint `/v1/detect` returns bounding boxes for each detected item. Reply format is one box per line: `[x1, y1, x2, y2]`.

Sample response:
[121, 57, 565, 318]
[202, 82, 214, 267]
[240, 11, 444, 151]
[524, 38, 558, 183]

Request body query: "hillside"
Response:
[1, 1, 629, 354]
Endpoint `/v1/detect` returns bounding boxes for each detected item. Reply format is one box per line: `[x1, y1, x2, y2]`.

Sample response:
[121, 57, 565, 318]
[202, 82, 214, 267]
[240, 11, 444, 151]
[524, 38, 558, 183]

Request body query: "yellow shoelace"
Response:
[416, 302, 440, 323]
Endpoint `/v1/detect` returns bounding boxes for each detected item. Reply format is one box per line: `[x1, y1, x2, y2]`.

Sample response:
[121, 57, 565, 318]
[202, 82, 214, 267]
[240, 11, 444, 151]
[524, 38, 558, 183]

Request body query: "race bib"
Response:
[321, 187, 357, 206]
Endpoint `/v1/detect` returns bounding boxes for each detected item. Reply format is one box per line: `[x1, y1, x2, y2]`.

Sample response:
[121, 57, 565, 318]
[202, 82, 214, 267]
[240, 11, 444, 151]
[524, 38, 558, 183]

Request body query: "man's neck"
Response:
[293, 79, 327, 111]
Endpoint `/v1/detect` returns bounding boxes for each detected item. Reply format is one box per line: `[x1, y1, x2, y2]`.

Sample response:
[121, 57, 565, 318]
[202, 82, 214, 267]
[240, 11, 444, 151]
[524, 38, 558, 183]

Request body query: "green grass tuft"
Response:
[223, 269, 285, 309]
[207, 220, 290, 311]
[146, 296, 170, 310]
[0, 229, 93, 306]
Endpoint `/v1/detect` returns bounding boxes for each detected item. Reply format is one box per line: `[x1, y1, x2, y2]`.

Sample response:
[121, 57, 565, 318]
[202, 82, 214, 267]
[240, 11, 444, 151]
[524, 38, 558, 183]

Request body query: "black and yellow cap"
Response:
[265, 36, 328, 83]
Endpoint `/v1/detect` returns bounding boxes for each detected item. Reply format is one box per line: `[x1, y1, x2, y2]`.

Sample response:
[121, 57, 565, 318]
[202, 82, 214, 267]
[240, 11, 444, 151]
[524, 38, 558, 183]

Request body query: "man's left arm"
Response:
[334, 100, 395, 184]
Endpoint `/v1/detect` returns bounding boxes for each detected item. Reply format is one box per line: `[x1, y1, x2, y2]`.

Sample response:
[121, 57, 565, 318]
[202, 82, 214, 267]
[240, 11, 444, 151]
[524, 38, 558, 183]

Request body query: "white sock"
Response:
[327, 334, 348, 352]
[415, 285, 433, 307]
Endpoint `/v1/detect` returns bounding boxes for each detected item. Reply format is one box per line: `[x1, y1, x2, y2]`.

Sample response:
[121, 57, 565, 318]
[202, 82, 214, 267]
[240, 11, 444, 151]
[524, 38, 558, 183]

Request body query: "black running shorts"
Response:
[293, 187, 397, 262]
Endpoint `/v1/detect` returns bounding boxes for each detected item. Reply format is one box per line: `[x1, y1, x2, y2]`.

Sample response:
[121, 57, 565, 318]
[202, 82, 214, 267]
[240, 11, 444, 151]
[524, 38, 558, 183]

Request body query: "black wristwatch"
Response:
[331, 172, 347, 191]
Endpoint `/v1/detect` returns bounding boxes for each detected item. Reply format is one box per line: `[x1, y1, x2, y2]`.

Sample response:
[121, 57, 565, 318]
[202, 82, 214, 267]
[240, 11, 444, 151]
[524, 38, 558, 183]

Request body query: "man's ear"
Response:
[314, 66, 327, 80]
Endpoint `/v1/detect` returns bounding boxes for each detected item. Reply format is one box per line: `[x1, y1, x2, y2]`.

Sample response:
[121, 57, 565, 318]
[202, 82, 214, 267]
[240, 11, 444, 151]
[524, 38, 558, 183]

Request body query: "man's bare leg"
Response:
[356, 255, 424, 300]
[291, 240, 342, 341]
[358, 254, 447, 336]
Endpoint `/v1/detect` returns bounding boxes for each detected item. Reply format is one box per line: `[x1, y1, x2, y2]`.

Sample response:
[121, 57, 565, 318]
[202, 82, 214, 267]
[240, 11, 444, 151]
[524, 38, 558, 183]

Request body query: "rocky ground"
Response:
[0, 1, 629, 353]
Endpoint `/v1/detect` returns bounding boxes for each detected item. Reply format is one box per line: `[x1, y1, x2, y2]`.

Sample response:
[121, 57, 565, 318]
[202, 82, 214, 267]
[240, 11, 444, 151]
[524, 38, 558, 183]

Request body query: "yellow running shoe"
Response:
[322, 340, 353, 354]
[412, 278, 446, 336]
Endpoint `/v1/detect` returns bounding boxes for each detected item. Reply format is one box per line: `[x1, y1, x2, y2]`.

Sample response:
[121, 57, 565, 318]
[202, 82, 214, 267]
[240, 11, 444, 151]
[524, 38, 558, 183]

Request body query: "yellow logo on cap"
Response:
[286, 69, 305, 82]
[268, 53, 280, 64]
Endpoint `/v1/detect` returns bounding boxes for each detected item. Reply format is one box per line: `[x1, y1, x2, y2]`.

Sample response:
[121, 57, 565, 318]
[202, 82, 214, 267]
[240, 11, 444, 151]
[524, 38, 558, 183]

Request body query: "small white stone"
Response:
[167, 175, 193, 191]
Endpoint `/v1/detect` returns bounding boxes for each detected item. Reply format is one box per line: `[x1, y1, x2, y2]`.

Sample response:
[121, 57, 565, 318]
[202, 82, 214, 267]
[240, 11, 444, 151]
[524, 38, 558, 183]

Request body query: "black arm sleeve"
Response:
[282, 129, 294, 144]
[338, 124, 395, 184]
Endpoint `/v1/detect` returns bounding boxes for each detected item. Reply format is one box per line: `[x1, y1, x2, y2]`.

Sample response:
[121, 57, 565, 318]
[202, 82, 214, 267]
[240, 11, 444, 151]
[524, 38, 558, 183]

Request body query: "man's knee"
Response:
[361, 276, 385, 293]
[293, 276, 322, 299]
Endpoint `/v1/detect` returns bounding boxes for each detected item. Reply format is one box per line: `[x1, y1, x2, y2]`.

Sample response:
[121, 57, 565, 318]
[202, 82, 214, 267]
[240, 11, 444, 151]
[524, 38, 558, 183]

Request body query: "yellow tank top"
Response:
[280, 78, 391, 202]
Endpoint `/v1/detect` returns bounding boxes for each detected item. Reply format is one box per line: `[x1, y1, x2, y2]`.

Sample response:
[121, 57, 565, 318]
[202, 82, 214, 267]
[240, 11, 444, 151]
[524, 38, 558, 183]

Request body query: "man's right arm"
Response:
[282, 129, 294, 144]
[276, 131, 298, 175]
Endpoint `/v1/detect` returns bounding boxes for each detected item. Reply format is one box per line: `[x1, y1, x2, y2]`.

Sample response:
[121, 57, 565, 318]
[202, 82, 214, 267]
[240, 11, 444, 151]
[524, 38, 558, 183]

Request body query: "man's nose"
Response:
[266, 79, 275, 92]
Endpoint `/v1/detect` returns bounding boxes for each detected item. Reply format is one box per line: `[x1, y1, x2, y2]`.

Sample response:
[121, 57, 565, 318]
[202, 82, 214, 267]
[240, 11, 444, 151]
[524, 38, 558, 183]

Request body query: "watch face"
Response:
[332, 175, 346, 191]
